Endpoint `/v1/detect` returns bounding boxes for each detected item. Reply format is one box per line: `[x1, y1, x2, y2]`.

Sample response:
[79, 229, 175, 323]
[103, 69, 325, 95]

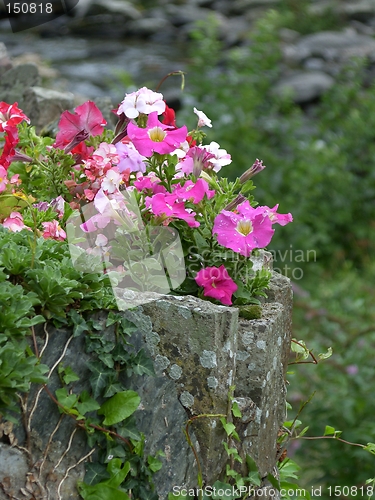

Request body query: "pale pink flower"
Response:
[127, 112, 187, 157]
[42, 220, 66, 241]
[195, 265, 237, 306]
[193, 107, 212, 128]
[117, 87, 165, 119]
[2, 212, 30, 232]
[93, 143, 119, 165]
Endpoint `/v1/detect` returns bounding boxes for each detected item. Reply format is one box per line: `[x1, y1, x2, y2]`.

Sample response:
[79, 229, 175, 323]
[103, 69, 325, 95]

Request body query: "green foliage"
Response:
[289, 263, 375, 493]
[183, 2, 375, 493]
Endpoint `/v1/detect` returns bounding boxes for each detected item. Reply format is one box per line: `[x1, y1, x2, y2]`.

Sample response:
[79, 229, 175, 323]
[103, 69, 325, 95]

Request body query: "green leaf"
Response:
[86, 361, 112, 399]
[220, 417, 236, 437]
[98, 391, 140, 426]
[58, 365, 80, 385]
[211, 480, 242, 499]
[147, 454, 163, 473]
[107, 459, 130, 488]
[231, 401, 242, 418]
[364, 443, 375, 455]
[324, 425, 336, 436]
[78, 482, 130, 500]
[55, 387, 79, 412]
[84, 463, 110, 486]
[132, 349, 155, 376]
[318, 347, 333, 360]
[76, 391, 100, 415]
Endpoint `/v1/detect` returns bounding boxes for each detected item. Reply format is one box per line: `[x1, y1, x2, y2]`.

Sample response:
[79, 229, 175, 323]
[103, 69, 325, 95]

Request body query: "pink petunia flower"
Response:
[133, 173, 166, 194]
[0, 102, 30, 132]
[145, 192, 199, 227]
[54, 101, 107, 149]
[117, 87, 165, 119]
[177, 146, 215, 177]
[195, 265, 237, 306]
[260, 204, 293, 226]
[127, 112, 187, 157]
[42, 220, 67, 241]
[172, 179, 215, 203]
[2, 212, 31, 232]
[213, 201, 275, 256]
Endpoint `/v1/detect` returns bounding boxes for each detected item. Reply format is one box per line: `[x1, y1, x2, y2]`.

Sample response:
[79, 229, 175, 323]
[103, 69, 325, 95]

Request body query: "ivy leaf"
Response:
[107, 459, 130, 488]
[58, 365, 80, 385]
[68, 309, 89, 337]
[55, 387, 79, 411]
[78, 482, 130, 500]
[211, 480, 241, 499]
[231, 401, 242, 418]
[132, 349, 155, 377]
[147, 455, 163, 473]
[98, 391, 140, 426]
[84, 462, 110, 486]
[76, 391, 100, 415]
[116, 415, 141, 441]
[364, 443, 375, 455]
[86, 361, 112, 399]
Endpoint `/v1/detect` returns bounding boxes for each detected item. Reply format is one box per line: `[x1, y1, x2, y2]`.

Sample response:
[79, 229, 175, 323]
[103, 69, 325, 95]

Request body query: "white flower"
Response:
[101, 169, 122, 193]
[193, 107, 212, 128]
[117, 87, 166, 119]
[202, 141, 231, 172]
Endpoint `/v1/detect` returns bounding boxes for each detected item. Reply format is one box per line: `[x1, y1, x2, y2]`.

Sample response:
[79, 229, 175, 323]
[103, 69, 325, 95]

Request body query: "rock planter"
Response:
[0, 257, 292, 499]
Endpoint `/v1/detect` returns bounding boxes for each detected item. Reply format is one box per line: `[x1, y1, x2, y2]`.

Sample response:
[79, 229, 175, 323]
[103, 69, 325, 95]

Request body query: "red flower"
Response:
[161, 104, 177, 128]
[54, 101, 107, 149]
[0, 102, 30, 132]
[0, 127, 19, 169]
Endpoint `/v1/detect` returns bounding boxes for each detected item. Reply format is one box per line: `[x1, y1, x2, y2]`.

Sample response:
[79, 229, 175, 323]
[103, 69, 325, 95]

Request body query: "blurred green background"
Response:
[172, 2, 375, 496]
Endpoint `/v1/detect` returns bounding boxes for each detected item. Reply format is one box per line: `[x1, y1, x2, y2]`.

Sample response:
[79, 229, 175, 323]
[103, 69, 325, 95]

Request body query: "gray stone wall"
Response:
[0, 267, 292, 499]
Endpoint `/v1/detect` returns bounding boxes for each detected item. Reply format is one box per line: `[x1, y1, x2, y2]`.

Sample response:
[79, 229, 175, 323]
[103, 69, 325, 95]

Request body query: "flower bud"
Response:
[224, 194, 246, 211]
[239, 159, 265, 184]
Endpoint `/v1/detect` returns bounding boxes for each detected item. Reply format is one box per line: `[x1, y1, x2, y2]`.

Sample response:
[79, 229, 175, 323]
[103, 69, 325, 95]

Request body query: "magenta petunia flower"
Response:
[172, 179, 215, 203]
[127, 112, 187, 157]
[213, 200, 275, 256]
[145, 192, 199, 227]
[195, 265, 237, 306]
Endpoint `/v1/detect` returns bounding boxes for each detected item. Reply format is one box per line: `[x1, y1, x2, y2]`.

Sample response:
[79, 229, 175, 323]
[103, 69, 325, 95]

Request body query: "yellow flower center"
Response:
[148, 126, 166, 142]
[236, 219, 253, 236]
